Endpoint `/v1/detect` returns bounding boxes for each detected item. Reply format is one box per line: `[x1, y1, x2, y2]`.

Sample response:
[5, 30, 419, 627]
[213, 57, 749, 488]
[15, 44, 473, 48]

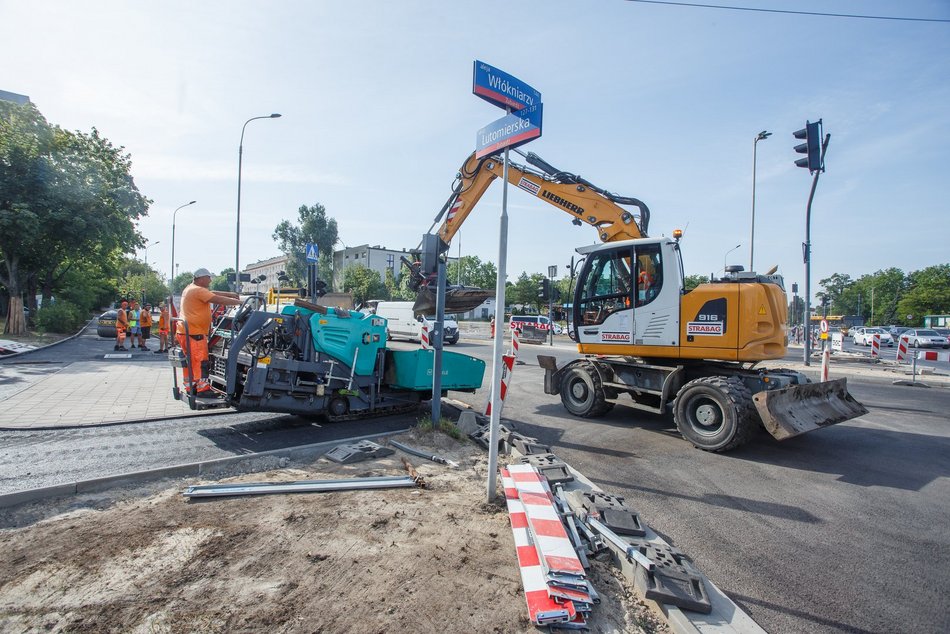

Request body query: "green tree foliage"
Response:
[272, 203, 339, 285]
[0, 101, 148, 334]
[211, 268, 234, 292]
[897, 265, 950, 325]
[111, 258, 168, 306]
[342, 264, 387, 306]
[683, 274, 709, 292]
[171, 271, 194, 295]
[446, 255, 497, 289]
[34, 300, 86, 333]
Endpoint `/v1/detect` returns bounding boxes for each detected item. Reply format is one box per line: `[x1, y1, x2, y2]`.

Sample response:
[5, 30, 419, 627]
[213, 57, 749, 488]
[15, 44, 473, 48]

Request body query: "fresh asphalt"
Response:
[2, 327, 949, 633]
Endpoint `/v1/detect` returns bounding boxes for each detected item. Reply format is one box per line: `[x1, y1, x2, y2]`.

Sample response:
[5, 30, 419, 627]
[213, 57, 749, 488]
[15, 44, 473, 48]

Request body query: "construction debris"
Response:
[400, 457, 426, 488]
[502, 464, 599, 629]
[324, 440, 395, 464]
[389, 440, 459, 468]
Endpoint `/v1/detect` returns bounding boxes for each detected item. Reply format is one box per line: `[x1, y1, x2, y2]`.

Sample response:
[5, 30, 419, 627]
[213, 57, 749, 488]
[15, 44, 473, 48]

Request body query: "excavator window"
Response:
[636, 245, 662, 307]
[577, 247, 634, 326]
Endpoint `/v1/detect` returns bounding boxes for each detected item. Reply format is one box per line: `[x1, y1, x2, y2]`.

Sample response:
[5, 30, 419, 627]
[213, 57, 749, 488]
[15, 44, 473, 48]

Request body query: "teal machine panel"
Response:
[384, 349, 486, 391]
[281, 306, 387, 376]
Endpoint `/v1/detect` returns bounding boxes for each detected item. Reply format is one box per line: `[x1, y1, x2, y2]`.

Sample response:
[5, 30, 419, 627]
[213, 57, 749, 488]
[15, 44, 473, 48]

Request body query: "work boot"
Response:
[140, 345, 150, 351]
[153, 349, 164, 354]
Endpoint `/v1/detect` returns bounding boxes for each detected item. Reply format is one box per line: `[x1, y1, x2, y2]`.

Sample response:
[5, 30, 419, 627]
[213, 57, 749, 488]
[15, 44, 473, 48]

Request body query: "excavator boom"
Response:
[434, 150, 650, 247]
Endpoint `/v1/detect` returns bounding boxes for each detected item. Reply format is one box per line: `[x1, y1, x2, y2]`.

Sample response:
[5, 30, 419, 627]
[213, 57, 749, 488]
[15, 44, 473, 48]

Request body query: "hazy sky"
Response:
[3, 1, 948, 291]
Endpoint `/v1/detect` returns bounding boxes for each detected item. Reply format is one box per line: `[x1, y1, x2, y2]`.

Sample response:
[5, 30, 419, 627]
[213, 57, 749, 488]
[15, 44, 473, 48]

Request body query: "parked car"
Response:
[373, 301, 459, 345]
[97, 310, 118, 338]
[853, 327, 893, 347]
[933, 327, 950, 338]
[902, 328, 950, 349]
[887, 325, 909, 339]
[849, 326, 866, 341]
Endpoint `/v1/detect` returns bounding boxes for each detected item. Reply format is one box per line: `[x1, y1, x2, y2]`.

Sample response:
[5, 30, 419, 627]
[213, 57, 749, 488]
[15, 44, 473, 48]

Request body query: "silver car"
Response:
[903, 328, 950, 349]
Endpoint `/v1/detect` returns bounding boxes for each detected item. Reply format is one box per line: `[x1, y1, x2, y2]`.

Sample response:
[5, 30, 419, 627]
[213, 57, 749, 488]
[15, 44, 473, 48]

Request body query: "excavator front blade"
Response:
[752, 377, 868, 441]
[412, 287, 494, 316]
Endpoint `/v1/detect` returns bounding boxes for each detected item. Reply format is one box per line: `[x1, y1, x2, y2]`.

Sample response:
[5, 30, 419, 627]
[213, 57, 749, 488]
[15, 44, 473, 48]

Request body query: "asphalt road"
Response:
[454, 338, 950, 634]
[3, 329, 949, 632]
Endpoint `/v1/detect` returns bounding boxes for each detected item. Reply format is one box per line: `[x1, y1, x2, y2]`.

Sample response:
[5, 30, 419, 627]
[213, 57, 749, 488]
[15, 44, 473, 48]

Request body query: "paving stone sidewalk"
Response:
[0, 361, 202, 429]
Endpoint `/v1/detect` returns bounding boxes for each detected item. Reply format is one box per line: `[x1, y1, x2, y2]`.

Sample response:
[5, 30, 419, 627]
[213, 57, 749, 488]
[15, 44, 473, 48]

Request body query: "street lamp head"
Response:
[756, 130, 772, 141]
[270, 113, 282, 118]
[188, 200, 196, 205]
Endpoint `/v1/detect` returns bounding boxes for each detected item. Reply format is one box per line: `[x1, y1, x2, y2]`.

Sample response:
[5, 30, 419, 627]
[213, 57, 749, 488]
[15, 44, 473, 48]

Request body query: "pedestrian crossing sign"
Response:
[305, 243, 319, 263]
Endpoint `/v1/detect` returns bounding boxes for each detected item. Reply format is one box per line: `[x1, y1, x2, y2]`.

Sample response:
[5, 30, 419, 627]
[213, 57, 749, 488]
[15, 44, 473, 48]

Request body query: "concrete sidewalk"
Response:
[0, 361, 205, 429]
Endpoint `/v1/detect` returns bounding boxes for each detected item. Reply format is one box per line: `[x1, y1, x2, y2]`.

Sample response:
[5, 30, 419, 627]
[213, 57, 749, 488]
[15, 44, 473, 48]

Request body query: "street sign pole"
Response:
[472, 62, 541, 504]
[486, 138, 511, 503]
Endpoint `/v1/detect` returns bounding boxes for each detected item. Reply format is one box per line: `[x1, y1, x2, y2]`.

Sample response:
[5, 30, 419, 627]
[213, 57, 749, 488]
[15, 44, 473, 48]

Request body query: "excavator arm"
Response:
[433, 150, 651, 246]
[410, 149, 652, 314]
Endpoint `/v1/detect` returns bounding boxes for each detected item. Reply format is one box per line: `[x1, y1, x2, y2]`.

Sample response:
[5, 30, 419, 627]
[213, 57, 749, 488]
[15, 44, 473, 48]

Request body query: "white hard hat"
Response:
[193, 268, 212, 278]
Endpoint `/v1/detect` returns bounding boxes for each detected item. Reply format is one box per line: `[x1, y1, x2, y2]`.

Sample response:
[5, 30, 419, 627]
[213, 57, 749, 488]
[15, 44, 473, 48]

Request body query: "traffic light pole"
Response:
[803, 133, 831, 366]
[431, 259, 446, 424]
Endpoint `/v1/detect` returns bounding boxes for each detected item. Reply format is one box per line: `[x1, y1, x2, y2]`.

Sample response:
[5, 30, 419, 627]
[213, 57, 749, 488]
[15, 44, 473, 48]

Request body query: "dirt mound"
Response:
[0, 431, 666, 633]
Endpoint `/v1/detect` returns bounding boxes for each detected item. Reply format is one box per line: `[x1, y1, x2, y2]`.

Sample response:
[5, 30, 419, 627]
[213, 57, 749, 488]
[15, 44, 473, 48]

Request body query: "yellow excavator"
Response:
[411, 149, 866, 451]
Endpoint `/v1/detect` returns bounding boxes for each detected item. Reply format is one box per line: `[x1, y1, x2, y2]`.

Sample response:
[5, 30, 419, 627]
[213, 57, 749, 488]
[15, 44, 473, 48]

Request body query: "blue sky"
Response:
[2, 1, 948, 291]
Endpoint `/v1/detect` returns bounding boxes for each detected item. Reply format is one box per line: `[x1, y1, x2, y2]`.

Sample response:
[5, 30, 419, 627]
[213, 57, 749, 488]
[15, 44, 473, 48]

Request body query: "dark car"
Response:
[97, 310, 118, 338]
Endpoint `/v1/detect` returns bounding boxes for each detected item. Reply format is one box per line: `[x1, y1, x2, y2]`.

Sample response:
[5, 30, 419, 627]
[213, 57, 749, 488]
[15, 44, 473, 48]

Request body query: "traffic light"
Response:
[538, 278, 551, 301]
[793, 120, 822, 173]
[312, 280, 328, 298]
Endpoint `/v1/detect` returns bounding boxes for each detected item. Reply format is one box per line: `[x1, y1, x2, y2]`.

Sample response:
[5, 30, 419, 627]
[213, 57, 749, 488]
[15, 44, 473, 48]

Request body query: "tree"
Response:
[683, 274, 708, 292]
[897, 264, 950, 325]
[211, 268, 234, 292]
[342, 265, 387, 306]
[0, 102, 148, 334]
[273, 203, 339, 286]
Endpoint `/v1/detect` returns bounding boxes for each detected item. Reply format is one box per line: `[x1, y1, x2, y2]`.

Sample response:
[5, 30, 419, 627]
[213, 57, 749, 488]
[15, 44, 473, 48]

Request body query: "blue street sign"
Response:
[475, 104, 543, 159]
[305, 243, 319, 263]
[472, 60, 541, 112]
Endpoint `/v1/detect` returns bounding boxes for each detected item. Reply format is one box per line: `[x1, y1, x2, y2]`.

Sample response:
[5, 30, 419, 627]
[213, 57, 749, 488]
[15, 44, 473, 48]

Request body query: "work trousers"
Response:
[176, 332, 209, 391]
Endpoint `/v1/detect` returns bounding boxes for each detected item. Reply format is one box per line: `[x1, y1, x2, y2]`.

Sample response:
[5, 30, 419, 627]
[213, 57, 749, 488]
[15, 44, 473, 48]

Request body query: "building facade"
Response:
[332, 244, 458, 289]
[243, 255, 289, 291]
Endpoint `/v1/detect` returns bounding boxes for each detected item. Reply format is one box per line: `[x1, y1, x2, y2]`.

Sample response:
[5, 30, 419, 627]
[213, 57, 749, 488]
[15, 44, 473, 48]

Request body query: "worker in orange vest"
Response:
[176, 268, 241, 394]
[155, 303, 170, 353]
[139, 303, 153, 351]
[114, 301, 129, 351]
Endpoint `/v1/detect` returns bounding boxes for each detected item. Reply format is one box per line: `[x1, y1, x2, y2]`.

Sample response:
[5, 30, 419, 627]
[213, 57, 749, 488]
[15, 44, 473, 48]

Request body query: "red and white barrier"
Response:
[485, 353, 515, 416]
[500, 467, 577, 626]
[897, 336, 910, 363]
[871, 334, 881, 358]
[510, 326, 521, 358]
[420, 323, 430, 349]
[916, 350, 950, 362]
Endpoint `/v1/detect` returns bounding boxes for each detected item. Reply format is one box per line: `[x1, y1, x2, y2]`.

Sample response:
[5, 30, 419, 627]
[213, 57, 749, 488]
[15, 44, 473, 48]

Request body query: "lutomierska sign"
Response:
[475, 104, 543, 159]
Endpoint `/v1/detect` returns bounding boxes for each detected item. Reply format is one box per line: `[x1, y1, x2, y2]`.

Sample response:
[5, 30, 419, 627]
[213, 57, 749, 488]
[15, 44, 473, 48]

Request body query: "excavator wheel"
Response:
[560, 362, 615, 418]
[673, 376, 757, 452]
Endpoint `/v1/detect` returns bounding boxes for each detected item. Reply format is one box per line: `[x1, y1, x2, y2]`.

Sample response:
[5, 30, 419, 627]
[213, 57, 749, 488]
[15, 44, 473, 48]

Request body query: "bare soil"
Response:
[0, 430, 667, 633]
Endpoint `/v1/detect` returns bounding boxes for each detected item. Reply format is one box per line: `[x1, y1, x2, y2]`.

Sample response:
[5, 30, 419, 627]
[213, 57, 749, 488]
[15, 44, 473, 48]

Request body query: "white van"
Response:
[374, 301, 459, 345]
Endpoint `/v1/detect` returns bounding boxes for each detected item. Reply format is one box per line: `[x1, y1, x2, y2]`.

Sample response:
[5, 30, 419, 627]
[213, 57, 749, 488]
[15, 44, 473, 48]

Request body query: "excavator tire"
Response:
[560, 362, 615, 418]
[673, 376, 757, 452]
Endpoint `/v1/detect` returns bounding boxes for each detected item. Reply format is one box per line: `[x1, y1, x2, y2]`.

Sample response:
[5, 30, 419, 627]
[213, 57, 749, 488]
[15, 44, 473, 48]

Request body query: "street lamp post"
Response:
[235, 113, 282, 293]
[750, 130, 771, 271]
[170, 200, 197, 296]
[724, 243, 741, 273]
[143, 240, 160, 268]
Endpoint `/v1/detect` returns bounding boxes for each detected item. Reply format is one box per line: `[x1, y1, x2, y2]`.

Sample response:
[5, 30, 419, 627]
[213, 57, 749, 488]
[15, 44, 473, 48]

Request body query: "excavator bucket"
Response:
[752, 378, 868, 441]
[412, 287, 494, 316]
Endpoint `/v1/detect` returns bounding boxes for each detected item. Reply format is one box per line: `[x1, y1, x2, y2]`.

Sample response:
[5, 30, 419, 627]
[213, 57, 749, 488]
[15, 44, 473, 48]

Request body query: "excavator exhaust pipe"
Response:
[752, 378, 868, 441]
